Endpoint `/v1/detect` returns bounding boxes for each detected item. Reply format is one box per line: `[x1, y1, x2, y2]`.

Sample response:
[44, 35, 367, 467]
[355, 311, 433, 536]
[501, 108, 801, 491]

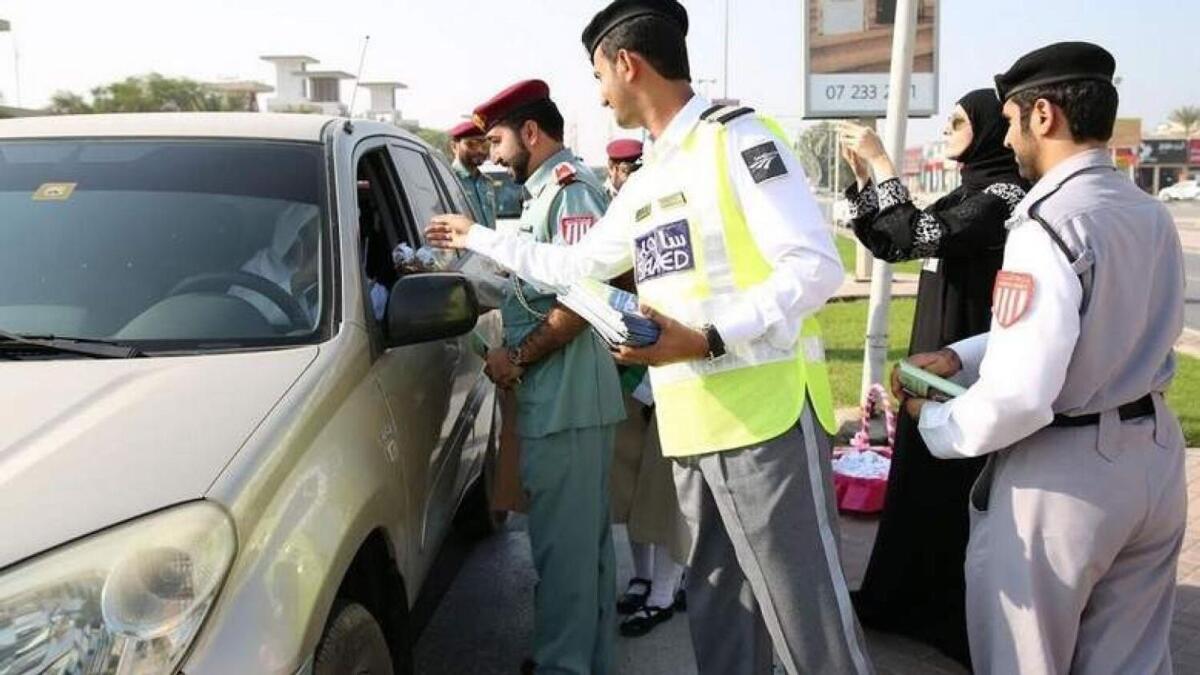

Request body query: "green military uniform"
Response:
[503, 147, 624, 675]
[453, 159, 497, 229]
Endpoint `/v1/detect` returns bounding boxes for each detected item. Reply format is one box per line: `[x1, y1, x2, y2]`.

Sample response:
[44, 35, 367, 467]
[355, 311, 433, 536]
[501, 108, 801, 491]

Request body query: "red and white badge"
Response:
[992, 271, 1035, 328]
[559, 215, 595, 245]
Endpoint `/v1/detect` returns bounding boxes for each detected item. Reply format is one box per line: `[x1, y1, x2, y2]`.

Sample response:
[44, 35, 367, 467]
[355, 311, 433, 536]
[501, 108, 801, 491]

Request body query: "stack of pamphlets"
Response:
[558, 278, 661, 348]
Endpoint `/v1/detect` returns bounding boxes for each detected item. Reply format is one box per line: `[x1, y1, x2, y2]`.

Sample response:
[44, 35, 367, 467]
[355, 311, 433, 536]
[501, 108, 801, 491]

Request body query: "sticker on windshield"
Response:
[33, 182, 77, 201]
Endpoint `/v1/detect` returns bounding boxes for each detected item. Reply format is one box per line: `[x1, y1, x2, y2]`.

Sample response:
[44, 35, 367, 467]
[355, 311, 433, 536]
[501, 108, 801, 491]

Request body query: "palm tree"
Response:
[1168, 106, 1200, 138]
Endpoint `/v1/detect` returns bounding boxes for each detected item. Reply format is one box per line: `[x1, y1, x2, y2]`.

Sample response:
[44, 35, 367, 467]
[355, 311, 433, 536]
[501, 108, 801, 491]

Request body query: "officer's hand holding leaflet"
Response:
[611, 304, 709, 367]
[891, 349, 963, 418]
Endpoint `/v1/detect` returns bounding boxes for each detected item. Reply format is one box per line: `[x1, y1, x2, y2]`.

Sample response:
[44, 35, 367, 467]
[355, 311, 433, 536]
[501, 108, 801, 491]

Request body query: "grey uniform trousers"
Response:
[966, 407, 1187, 675]
[672, 400, 874, 675]
[521, 425, 618, 675]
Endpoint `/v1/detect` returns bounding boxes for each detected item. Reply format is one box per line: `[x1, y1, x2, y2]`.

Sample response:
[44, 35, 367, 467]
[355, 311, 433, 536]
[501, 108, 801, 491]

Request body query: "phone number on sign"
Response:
[822, 84, 918, 102]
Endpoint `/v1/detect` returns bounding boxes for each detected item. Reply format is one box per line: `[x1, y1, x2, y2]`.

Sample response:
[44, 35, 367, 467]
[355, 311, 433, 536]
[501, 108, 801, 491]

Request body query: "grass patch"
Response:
[1168, 355, 1200, 447]
[817, 297, 915, 410]
[819, 298, 1200, 446]
[834, 231, 922, 277]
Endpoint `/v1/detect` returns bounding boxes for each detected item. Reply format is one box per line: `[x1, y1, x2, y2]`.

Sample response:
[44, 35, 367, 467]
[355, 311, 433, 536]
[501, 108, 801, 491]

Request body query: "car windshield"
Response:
[0, 139, 328, 351]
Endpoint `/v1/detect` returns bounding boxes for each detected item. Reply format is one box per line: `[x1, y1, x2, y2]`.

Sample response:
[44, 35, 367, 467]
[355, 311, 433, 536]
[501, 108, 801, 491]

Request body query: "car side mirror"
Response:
[385, 272, 480, 347]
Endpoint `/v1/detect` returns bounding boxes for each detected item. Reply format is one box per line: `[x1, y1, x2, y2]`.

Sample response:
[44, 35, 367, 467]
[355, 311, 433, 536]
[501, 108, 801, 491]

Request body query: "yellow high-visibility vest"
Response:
[634, 106, 837, 456]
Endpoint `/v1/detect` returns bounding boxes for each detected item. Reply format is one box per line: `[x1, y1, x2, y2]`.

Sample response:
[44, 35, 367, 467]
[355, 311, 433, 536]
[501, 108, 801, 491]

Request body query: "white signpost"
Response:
[801, 0, 937, 405]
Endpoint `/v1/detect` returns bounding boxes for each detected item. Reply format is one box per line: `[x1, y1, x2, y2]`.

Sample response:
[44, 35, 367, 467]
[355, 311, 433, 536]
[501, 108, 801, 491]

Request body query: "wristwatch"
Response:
[507, 346, 526, 368]
[702, 324, 726, 359]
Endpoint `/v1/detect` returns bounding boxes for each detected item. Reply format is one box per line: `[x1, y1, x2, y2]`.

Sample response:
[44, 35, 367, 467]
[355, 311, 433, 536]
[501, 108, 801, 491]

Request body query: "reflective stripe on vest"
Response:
[636, 115, 837, 457]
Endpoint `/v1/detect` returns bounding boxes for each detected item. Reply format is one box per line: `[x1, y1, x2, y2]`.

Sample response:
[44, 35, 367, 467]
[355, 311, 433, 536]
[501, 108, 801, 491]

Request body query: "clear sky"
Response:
[0, 0, 1196, 163]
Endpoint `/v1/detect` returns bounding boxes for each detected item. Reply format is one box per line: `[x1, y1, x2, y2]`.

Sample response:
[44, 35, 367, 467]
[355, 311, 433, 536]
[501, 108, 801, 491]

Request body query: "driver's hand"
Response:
[425, 215, 474, 250]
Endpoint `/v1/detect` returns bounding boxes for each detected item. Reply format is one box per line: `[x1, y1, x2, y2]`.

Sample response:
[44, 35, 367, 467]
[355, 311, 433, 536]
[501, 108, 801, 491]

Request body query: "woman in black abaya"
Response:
[837, 89, 1029, 667]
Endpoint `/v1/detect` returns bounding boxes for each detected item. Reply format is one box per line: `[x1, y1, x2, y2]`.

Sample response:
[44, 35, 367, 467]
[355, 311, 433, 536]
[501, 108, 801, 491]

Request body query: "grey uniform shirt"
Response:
[920, 148, 1186, 458]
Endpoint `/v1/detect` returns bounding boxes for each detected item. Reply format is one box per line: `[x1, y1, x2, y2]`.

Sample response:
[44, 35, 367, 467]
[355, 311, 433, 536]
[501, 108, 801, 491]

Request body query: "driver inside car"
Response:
[232, 203, 321, 331]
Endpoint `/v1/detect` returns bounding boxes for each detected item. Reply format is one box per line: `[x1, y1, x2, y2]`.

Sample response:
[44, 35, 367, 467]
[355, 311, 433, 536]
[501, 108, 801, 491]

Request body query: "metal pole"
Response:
[722, 0, 730, 99]
[860, 0, 918, 398]
[828, 126, 836, 190]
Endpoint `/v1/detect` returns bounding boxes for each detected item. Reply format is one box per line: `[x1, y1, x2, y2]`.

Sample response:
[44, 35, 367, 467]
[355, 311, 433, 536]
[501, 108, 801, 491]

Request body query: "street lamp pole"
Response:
[0, 20, 18, 107]
[722, 0, 730, 99]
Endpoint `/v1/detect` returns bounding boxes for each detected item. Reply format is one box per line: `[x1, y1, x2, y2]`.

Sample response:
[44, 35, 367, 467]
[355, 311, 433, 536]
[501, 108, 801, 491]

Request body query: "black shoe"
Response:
[520, 658, 536, 675]
[619, 605, 675, 637]
[672, 587, 686, 612]
[617, 578, 651, 615]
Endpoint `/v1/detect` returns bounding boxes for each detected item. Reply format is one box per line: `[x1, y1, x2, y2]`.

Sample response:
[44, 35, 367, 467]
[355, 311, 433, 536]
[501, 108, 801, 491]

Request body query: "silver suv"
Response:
[0, 113, 502, 674]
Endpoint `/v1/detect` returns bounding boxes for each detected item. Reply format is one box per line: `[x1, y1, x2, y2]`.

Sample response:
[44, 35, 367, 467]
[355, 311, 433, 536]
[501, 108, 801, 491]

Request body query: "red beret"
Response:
[449, 120, 485, 140]
[472, 79, 551, 132]
[606, 138, 643, 162]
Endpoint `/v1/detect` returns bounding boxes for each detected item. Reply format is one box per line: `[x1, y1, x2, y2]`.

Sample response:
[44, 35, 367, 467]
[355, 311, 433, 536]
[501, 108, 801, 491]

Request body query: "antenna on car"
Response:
[344, 34, 371, 134]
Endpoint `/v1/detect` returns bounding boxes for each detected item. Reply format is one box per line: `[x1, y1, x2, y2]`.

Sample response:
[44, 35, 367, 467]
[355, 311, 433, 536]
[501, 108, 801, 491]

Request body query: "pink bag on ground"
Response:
[831, 384, 895, 514]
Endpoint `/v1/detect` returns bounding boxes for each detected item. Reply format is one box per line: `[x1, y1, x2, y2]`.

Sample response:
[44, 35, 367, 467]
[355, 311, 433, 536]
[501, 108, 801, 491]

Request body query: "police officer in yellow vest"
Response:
[428, 3, 873, 673]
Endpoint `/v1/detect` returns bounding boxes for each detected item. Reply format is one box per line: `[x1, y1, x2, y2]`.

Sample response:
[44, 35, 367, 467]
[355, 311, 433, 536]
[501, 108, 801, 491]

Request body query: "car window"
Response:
[388, 145, 457, 267]
[430, 156, 477, 222]
[0, 139, 328, 349]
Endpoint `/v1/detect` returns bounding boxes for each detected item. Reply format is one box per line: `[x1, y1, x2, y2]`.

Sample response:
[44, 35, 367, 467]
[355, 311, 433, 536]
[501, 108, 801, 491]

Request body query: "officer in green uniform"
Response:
[471, 79, 625, 675]
[449, 120, 498, 228]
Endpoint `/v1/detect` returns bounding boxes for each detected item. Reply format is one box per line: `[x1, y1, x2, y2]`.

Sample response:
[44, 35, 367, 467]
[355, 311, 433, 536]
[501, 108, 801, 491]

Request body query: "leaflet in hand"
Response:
[897, 360, 967, 402]
[557, 279, 661, 348]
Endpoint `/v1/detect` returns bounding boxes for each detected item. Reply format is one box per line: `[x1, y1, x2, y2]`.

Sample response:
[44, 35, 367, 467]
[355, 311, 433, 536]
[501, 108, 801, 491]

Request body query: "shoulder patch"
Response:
[992, 271, 1035, 328]
[553, 162, 578, 186]
[742, 141, 788, 184]
[558, 214, 595, 245]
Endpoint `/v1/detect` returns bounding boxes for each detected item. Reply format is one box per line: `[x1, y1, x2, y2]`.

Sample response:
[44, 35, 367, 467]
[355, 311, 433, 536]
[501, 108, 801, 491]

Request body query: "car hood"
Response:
[0, 346, 318, 569]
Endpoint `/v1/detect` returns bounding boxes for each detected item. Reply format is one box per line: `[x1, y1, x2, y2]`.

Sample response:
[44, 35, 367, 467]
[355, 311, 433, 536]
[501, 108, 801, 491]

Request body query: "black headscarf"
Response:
[953, 89, 1025, 191]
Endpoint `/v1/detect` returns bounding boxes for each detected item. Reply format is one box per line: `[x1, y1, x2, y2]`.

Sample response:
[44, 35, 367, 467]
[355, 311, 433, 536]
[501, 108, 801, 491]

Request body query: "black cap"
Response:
[994, 41, 1116, 101]
[582, 0, 689, 58]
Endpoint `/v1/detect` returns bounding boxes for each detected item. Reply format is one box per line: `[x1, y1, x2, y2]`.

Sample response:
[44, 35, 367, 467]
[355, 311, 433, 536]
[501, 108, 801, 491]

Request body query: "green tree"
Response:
[1169, 105, 1200, 138]
[796, 121, 855, 193]
[47, 73, 241, 114]
[414, 127, 451, 156]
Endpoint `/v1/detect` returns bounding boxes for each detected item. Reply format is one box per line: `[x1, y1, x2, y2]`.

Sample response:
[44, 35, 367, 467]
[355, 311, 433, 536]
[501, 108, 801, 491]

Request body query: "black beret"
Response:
[582, 0, 688, 58]
[995, 41, 1116, 101]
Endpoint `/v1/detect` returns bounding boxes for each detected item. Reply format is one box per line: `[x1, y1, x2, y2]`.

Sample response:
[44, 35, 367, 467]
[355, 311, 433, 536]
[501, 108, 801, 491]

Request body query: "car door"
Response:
[386, 142, 491, 559]
[351, 140, 453, 587]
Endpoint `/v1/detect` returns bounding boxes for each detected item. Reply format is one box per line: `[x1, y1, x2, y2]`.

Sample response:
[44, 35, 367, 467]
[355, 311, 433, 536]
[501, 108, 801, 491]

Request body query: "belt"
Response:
[1049, 394, 1154, 428]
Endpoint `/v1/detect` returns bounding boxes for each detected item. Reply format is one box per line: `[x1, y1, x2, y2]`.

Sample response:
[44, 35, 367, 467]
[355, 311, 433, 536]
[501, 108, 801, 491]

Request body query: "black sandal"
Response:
[619, 605, 675, 637]
[617, 578, 651, 615]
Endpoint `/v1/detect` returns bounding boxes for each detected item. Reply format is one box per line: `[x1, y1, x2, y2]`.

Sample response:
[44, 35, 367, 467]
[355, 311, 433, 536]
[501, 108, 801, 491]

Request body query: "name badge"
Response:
[635, 219, 695, 284]
[923, 258, 940, 274]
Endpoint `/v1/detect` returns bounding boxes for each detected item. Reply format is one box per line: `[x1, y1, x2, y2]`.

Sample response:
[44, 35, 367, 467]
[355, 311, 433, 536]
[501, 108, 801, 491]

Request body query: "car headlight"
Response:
[0, 501, 235, 674]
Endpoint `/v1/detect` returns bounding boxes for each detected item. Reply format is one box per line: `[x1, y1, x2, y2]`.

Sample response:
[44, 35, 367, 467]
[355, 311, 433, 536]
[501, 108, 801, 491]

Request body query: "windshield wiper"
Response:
[0, 329, 143, 358]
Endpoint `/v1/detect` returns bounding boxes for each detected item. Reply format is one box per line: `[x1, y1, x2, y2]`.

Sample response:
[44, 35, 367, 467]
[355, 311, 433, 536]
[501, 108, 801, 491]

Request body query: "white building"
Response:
[358, 80, 413, 127]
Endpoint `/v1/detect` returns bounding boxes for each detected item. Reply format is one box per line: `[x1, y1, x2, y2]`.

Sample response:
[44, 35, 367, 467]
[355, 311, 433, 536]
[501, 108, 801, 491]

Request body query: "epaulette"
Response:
[700, 104, 756, 125]
[553, 162, 578, 186]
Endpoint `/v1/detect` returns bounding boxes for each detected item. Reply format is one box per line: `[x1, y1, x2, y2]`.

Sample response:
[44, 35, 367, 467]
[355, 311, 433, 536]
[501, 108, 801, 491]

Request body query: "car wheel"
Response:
[314, 601, 394, 675]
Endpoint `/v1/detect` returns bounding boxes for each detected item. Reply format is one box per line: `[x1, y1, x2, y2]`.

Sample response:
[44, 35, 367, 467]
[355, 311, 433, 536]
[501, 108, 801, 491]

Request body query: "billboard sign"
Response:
[1139, 139, 1189, 165]
[802, 0, 939, 118]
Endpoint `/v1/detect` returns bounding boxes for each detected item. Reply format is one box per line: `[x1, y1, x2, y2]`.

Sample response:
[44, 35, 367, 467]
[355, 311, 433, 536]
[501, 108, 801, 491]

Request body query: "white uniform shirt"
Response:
[464, 95, 843, 349]
[917, 220, 1081, 459]
[919, 147, 1184, 460]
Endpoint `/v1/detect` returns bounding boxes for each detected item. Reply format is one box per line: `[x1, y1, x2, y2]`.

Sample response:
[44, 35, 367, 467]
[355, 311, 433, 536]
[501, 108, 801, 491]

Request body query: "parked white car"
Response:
[1159, 179, 1200, 201]
[0, 113, 503, 675]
